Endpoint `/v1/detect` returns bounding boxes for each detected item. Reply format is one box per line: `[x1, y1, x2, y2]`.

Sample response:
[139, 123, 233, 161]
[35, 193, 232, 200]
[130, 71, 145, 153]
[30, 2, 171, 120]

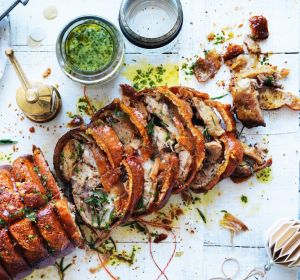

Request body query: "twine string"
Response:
[209, 258, 272, 280]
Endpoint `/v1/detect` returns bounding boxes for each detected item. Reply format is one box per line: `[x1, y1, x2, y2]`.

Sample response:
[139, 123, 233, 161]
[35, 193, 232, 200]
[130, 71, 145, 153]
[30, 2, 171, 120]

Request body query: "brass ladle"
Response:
[5, 48, 61, 122]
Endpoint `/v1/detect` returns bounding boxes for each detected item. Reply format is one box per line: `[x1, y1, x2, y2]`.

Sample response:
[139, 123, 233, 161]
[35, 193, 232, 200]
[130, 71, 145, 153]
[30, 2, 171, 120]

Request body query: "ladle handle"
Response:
[5, 48, 31, 91]
[0, 0, 29, 21]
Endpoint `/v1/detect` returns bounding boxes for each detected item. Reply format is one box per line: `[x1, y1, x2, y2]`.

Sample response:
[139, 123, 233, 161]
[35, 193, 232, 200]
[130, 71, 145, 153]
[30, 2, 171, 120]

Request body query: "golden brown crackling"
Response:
[9, 218, 49, 267]
[118, 99, 152, 160]
[204, 100, 236, 132]
[220, 132, 244, 178]
[32, 146, 61, 199]
[120, 156, 144, 222]
[36, 205, 72, 254]
[249, 15, 269, 40]
[193, 49, 222, 82]
[90, 143, 120, 192]
[12, 157, 47, 208]
[150, 154, 179, 212]
[0, 168, 24, 225]
[0, 229, 32, 279]
[229, 78, 265, 128]
[52, 199, 84, 248]
[87, 124, 124, 168]
[223, 44, 245, 61]
[169, 86, 210, 100]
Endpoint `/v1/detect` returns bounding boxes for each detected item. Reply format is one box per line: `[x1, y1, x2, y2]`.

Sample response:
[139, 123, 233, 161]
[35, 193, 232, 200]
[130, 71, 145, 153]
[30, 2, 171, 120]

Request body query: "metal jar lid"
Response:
[119, 0, 183, 49]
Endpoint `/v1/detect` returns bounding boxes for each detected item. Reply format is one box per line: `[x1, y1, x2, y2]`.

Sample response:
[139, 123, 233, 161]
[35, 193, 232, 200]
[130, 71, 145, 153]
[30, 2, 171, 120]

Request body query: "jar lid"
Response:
[119, 0, 183, 49]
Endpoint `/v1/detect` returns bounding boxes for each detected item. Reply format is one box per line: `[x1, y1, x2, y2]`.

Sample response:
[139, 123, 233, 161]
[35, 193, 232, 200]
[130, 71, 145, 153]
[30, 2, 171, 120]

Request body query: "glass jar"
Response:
[119, 0, 183, 54]
[56, 15, 125, 85]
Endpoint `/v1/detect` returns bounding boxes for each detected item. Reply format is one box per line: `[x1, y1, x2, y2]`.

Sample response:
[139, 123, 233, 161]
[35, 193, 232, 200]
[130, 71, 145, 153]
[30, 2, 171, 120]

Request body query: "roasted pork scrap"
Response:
[249, 15, 269, 40]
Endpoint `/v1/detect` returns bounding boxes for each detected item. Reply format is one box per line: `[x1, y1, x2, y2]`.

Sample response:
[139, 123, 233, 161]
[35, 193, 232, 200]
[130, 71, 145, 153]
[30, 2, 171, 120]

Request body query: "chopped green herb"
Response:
[220, 210, 228, 213]
[196, 208, 207, 224]
[203, 127, 212, 142]
[33, 166, 40, 174]
[27, 234, 36, 240]
[85, 191, 109, 208]
[146, 117, 155, 136]
[22, 207, 37, 223]
[0, 218, 6, 227]
[210, 93, 229, 100]
[263, 76, 274, 86]
[131, 65, 169, 90]
[122, 221, 147, 235]
[213, 34, 225, 45]
[0, 139, 18, 145]
[241, 195, 248, 203]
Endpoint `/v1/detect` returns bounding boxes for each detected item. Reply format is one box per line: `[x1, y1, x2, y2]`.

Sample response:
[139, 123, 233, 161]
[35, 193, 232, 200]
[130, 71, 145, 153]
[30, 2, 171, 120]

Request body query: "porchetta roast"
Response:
[0, 86, 271, 279]
[53, 85, 270, 238]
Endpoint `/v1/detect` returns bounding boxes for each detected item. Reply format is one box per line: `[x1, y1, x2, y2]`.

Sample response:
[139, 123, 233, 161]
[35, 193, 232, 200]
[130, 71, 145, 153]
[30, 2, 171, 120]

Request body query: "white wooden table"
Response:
[0, 0, 299, 279]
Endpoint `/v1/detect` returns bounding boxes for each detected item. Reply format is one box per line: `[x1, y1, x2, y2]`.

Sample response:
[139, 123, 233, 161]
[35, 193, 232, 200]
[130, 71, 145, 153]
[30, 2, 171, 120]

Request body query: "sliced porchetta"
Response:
[54, 128, 143, 235]
[132, 86, 200, 193]
[169, 86, 243, 192]
[120, 84, 179, 214]
[189, 132, 243, 193]
[231, 142, 272, 183]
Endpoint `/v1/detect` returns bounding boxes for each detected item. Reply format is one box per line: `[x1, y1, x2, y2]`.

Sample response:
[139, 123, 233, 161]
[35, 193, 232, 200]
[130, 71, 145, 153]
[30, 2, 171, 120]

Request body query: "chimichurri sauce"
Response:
[65, 23, 114, 72]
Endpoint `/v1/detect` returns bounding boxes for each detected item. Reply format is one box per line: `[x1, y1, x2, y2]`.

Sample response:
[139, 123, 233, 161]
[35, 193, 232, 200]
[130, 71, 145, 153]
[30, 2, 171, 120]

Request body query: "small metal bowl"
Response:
[56, 15, 125, 85]
[119, 0, 183, 53]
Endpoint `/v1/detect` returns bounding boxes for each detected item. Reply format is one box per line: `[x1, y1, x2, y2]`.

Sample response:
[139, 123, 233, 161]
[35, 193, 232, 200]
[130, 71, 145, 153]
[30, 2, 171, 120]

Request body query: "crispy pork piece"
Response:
[193, 49, 222, 82]
[243, 35, 261, 54]
[12, 157, 48, 208]
[223, 44, 245, 61]
[53, 199, 84, 248]
[0, 167, 25, 226]
[36, 205, 73, 257]
[0, 229, 32, 280]
[231, 143, 272, 183]
[249, 15, 269, 40]
[258, 88, 300, 110]
[229, 78, 265, 127]
[0, 264, 10, 280]
[32, 146, 61, 199]
[9, 218, 50, 267]
[87, 123, 124, 168]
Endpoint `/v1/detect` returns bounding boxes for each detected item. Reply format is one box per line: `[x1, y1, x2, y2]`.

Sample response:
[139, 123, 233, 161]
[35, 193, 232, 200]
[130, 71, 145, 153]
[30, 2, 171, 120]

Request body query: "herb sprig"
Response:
[55, 257, 73, 280]
[0, 139, 17, 145]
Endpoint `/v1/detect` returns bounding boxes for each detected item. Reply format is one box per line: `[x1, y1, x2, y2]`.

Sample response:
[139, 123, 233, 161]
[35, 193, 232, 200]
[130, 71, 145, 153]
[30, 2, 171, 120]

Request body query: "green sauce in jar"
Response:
[65, 22, 114, 72]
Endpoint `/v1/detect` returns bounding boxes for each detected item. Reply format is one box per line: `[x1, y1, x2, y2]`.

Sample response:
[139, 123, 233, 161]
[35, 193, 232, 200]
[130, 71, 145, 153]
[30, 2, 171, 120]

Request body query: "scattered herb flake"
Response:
[196, 208, 207, 224]
[241, 195, 248, 204]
